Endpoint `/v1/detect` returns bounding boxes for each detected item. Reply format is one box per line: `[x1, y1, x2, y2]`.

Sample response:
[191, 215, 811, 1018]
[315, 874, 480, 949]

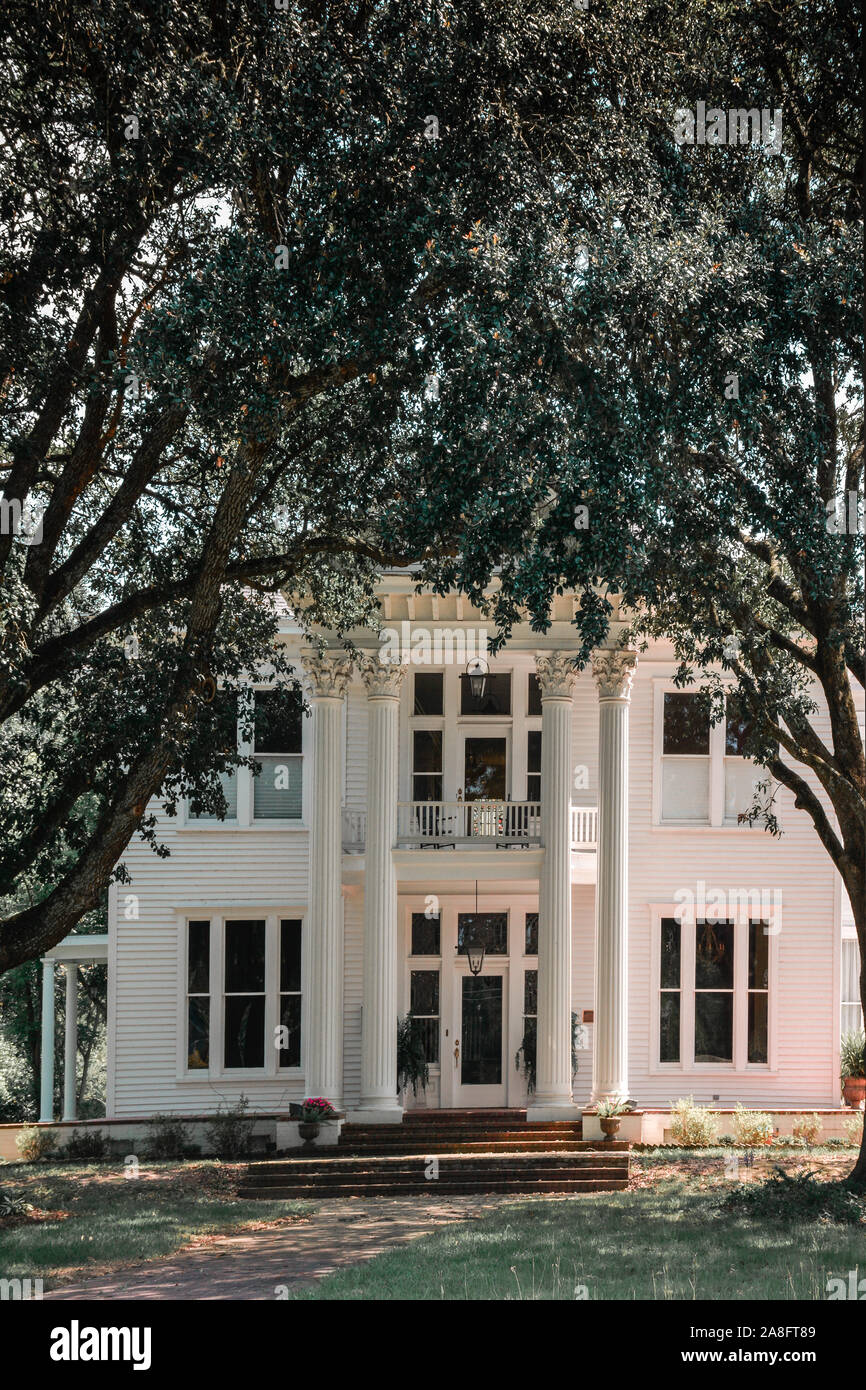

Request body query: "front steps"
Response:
[240, 1109, 630, 1198]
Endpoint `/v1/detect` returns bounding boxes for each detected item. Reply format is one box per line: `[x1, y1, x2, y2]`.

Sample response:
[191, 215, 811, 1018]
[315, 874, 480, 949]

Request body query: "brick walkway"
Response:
[43, 1195, 508, 1301]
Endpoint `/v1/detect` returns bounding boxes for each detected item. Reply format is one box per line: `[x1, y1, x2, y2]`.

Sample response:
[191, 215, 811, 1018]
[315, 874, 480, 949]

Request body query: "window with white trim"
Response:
[253, 688, 303, 819]
[656, 686, 765, 826]
[656, 914, 772, 1069]
[842, 937, 863, 1038]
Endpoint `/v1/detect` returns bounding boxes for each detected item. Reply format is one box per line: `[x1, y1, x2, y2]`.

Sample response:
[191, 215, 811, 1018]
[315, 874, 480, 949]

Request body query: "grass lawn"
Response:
[289, 1150, 865, 1301]
[0, 1160, 313, 1286]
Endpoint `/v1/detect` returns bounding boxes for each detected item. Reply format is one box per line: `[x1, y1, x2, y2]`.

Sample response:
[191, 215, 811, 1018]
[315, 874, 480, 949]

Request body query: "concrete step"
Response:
[337, 1141, 619, 1155]
[239, 1177, 628, 1198]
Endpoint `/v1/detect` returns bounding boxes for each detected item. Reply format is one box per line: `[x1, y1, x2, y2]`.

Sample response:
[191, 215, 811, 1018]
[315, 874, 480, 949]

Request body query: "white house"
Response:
[39, 574, 863, 1142]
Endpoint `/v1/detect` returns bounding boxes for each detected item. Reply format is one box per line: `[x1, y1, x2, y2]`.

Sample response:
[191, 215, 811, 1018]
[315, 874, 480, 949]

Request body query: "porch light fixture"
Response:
[466, 655, 489, 702]
[462, 880, 487, 976]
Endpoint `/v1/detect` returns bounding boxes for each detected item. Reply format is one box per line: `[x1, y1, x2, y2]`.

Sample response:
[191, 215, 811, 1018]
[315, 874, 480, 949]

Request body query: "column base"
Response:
[526, 1100, 581, 1122]
[345, 1104, 404, 1125]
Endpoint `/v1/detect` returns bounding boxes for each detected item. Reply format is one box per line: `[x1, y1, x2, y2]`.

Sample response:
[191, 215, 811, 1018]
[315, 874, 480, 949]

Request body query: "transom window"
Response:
[414, 672, 444, 715]
[411, 910, 441, 955]
[657, 914, 772, 1069]
[457, 912, 508, 956]
[460, 672, 511, 716]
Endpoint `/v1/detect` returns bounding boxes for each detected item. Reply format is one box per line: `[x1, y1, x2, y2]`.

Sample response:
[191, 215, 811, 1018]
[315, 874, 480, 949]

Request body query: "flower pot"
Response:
[298, 1121, 320, 1147]
[599, 1117, 621, 1140]
[842, 1077, 866, 1108]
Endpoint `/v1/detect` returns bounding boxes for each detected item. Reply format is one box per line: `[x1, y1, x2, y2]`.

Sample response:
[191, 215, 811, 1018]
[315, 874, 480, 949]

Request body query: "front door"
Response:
[454, 971, 507, 1107]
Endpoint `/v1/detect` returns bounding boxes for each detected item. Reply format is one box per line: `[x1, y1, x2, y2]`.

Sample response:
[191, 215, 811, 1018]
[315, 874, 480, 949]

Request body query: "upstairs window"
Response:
[188, 693, 239, 821]
[412, 730, 443, 802]
[661, 693, 710, 822]
[254, 687, 303, 820]
[460, 672, 511, 716]
[527, 673, 542, 716]
[527, 731, 542, 801]
[414, 672, 444, 715]
[724, 696, 761, 824]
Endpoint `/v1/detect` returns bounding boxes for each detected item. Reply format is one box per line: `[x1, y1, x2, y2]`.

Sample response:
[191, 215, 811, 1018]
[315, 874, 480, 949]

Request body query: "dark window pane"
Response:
[694, 993, 733, 1064]
[659, 993, 680, 1063]
[280, 919, 302, 993]
[525, 912, 539, 955]
[748, 993, 768, 1064]
[527, 774, 541, 801]
[457, 912, 507, 955]
[464, 737, 507, 800]
[414, 672, 443, 715]
[749, 920, 769, 990]
[411, 1015, 440, 1065]
[255, 687, 303, 754]
[413, 774, 443, 801]
[212, 691, 238, 754]
[278, 994, 301, 1068]
[695, 920, 734, 990]
[461, 975, 502, 1083]
[224, 995, 265, 1068]
[660, 918, 680, 989]
[528, 674, 542, 716]
[187, 998, 209, 1068]
[527, 730, 542, 774]
[224, 920, 266, 992]
[411, 912, 440, 955]
[524, 969, 538, 1015]
[725, 695, 757, 755]
[410, 970, 439, 1016]
[188, 920, 210, 993]
[413, 729, 442, 772]
[663, 693, 710, 755]
[460, 672, 511, 715]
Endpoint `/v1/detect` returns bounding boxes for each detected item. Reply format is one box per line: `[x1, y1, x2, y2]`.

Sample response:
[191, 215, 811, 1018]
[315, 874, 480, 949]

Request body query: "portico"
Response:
[303, 624, 636, 1119]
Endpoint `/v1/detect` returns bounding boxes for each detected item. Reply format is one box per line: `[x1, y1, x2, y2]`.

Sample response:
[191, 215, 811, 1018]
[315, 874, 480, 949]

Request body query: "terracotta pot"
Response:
[298, 1121, 320, 1146]
[842, 1077, 866, 1108]
[599, 1117, 621, 1140]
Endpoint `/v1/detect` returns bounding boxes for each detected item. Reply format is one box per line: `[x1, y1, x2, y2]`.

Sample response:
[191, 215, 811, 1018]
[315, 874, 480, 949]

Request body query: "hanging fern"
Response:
[515, 1013, 581, 1094]
[397, 1014, 430, 1096]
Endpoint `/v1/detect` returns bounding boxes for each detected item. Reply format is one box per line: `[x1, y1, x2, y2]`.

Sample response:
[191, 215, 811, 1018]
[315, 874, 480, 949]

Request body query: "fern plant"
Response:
[396, 1015, 429, 1096]
[840, 1029, 865, 1079]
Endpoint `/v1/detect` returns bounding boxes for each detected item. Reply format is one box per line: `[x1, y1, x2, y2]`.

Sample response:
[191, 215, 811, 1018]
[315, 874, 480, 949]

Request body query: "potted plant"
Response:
[596, 1096, 628, 1140]
[840, 1030, 865, 1108]
[396, 1015, 429, 1100]
[299, 1096, 336, 1146]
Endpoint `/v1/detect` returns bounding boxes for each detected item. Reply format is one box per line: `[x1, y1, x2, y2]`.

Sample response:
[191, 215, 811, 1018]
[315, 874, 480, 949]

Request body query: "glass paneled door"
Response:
[462, 734, 508, 840]
[454, 972, 507, 1107]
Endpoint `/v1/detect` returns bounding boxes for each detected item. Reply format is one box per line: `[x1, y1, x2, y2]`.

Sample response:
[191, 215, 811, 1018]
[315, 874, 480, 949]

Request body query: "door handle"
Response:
[454, 1039, 460, 1067]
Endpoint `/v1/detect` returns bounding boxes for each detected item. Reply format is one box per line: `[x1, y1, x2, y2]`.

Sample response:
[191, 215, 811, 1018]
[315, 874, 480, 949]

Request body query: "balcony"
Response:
[341, 801, 598, 852]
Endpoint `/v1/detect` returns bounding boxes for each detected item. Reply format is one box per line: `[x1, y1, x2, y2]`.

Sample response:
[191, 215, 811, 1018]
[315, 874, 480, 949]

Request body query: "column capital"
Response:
[535, 650, 578, 699]
[356, 651, 408, 698]
[591, 647, 638, 701]
[301, 649, 353, 699]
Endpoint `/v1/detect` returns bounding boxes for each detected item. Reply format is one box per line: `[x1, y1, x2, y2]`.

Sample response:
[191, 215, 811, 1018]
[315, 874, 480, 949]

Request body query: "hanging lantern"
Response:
[466, 655, 489, 702]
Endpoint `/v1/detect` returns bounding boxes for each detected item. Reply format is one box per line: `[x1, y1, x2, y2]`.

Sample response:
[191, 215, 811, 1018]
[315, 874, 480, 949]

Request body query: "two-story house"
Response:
[45, 573, 859, 1141]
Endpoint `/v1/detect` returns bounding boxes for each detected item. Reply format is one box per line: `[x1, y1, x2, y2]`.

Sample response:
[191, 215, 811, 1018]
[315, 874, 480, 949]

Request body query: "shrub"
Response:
[791, 1113, 822, 1145]
[204, 1096, 254, 1159]
[62, 1127, 110, 1160]
[669, 1096, 718, 1147]
[146, 1113, 189, 1159]
[718, 1167, 865, 1226]
[732, 1104, 775, 1146]
[844, 1111, 864, 1147]
[15, 1126, 57, 1162]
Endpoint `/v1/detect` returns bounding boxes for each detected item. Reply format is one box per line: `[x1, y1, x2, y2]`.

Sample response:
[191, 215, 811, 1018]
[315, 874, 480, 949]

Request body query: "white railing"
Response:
[570, 805, 598, 848]
[341, 801, 598, 851]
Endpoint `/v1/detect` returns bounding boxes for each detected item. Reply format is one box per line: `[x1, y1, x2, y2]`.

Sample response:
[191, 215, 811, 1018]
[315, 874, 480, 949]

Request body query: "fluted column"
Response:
[528, 651, 579, 1118]
[39, 959, 55, 1122]
[63, 964, 79, 1121]
[356, 654, 406, 1118]
[303, 650, 352, 1106]
[591, 647, 638, 1103]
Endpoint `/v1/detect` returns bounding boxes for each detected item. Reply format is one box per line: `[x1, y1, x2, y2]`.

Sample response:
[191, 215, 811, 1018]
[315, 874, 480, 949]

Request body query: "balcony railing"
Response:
[341, 801, 598, 852]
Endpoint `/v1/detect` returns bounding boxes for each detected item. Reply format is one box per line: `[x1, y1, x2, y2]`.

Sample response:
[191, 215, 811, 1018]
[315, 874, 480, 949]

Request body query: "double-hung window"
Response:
[254, 688, 303, 819]
[656, 686, 766, 826]
[187, 693, 239, 821]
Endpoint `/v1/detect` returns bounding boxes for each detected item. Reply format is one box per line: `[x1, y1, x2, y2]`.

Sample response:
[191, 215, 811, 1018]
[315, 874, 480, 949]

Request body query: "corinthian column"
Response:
[303, 649, 353, 1106]
[591, 647, 638, 1104]
[528, 651, 579, 1120]
[355, 653, 407, 1120]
